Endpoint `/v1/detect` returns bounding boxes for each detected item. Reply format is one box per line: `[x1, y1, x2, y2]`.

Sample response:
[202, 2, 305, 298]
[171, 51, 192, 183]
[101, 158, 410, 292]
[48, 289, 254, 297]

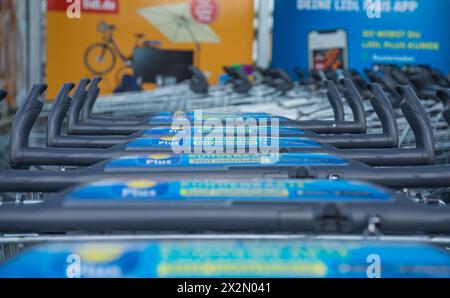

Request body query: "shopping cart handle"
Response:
[294, 67, 305, 84]
[443, 106, 450, 126]
[47, 83, 75, 147]
[390, 68, 419, 93]
[67, 78, 91, 134]
[409, 73, 433, 90]
[80, 77, 102, 122]
[398, 85, 435, 160]
[3, 195, 450, 234]
[231, 67, 252, 94]
[188, 66, 209, 95]
[341, 78, 367, 132]
[268, 69, 294, 94]
[366, 83, 398, 145]
[312, 82, 398, 149]
[222, 66, 233, 76]
[9, 84, 47, 169]
[316, 83, 398, 148]
[222, 67, 252, 93]
[46, 80, 387, 150]
[365, 69, 403, 108]
[69, 77, 365, 135]
[342, 69, 371, 99]
[68, 78, 141, 134]
[436, 88, 450, 106]
[335, 85, 435, 166]
[0, 89, 7, 102]
[48, 83, 133, 148]
[298, 79, 365, 133]
[325, 80, 345, 121]
[76, 78, 145, 126]
[10, 85, 116, 169]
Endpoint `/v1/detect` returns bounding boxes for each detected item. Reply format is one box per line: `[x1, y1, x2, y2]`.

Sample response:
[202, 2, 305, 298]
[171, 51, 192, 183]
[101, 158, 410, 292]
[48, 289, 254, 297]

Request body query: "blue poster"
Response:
[272, 0, 450, 75]
[1, 240, 450, 278]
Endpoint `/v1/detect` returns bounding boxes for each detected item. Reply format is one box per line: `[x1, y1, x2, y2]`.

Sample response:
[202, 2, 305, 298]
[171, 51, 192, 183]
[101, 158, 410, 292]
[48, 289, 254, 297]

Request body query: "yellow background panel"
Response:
[46, 0, 254, 98]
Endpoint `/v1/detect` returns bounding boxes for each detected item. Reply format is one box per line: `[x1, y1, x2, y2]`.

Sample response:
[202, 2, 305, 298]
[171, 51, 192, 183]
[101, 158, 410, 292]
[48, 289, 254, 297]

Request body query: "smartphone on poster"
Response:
[308, 29, 349, 71]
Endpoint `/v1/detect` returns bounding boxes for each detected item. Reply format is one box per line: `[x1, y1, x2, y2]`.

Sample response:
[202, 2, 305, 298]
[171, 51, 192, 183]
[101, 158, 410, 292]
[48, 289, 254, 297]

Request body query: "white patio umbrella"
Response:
[138, 2, 221, 66]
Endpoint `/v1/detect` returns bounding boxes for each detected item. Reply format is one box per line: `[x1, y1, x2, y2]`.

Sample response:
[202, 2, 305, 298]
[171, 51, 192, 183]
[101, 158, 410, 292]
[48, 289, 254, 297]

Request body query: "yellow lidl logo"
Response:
[148, 154, 172, 160]
[127, 180, 157, 189]
[160, 136, 178, 142]
[77, 245, 124, 263]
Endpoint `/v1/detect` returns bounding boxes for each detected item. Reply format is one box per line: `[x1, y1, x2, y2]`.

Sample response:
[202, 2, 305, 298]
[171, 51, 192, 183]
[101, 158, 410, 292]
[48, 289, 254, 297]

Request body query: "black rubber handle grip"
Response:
[10, 82, 118, 168]
[340, 78, 367, 132]
[15, 84, 47, 116]
[306, 164, 450, 189]
[444, 107, 450, 126]
[373, 72, 403, 108]
[47, 82, 135, 148]
[314, 82, 398, 149]
[436, 88, 450, 106]
[47, 83, 76, 147]
[325, 80, 345, 121]
[0, 89, 7, 101]
[189, 66, 209, 94]
[80, 77, 102, 122]
[272, 69, 294, 92]
[189, 66, 207, 80]
[397, 85, 435, 162]
[337, 85, 435, 166]
[222, 66, 234, 77]
[10, 84, 48, 169]
[71, 78, 90, 103]
[294, 67, 304, 83]
[67, 78, 91, 134]
[53, 83, 75, 106]
[367, 83, 398, 145]
[232, 67, 252, 94]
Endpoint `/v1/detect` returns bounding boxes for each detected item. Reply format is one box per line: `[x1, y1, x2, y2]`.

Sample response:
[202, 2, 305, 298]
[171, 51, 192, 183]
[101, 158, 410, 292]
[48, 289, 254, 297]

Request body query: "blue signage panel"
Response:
[272, 0, 450, 74]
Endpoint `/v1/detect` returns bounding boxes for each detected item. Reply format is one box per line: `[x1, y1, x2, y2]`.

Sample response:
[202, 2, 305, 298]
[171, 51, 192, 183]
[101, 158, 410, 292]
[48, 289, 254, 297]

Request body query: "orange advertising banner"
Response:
[46, 0, 254, 98]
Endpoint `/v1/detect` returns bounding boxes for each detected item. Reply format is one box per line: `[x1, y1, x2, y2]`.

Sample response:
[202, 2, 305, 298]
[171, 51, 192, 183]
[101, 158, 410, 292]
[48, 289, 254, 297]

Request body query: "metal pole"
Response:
[26, 0, 44, 89]
[256, 0, 273, 69]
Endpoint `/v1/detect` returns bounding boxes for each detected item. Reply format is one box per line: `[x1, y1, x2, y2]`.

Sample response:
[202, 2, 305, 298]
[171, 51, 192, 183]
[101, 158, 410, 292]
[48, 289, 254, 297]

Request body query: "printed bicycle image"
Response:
[84, 21, 161, 76]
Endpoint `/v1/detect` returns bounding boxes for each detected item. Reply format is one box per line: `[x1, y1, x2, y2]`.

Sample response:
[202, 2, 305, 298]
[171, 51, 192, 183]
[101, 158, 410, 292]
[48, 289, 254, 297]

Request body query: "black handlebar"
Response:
[298, 79, 366, 134]
[231, 67, 252, 94]
[438, 89, 450, 125]
[47, 83, 76, 147]
[80, 77, 102, 122]
[444, 107, 450, 126]
[312, 82, 398, 148]
[188, 66, 209, 94]
[63, 78, 369, 135]
[10, 84, 118, 169]
[436, 89, 450, 106]
[10, 84, 48, 169]
[268, 69, 294, 93]
[341, 78, 367, 132]
[47, 83, 130, 148]
[335, 85, 435, 166]
[67, 78, 91, 134]
[325, 80, 345, 122]
[10, 80, 437, 169]
[0, 89, 7, 101]
[397, 85, 435, 162]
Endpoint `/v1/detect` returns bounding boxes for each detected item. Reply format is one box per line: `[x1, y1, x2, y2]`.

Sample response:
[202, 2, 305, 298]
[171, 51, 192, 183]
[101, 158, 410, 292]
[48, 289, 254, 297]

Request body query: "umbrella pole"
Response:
[184, 22, 201, 67]
[195, 42, 201, 67]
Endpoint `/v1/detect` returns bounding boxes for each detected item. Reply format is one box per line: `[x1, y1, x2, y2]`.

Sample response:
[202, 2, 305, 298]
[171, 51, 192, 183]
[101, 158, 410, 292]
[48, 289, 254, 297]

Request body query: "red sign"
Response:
[47, 0, 119, 14]
[190, 0, 219, 24]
